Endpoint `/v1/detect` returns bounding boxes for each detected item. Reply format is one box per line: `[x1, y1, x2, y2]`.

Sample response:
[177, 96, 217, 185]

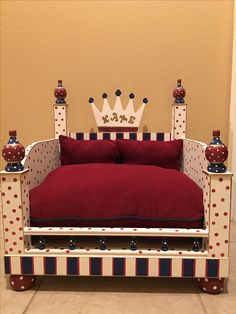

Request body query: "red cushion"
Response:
[117, 139, 183, 170]
[30, 164, 203, 228]
[59, 135, 119, 165]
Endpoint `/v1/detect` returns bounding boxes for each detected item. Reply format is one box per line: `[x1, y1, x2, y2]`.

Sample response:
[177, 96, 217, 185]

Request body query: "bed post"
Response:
[53, 80, 68, 138]
[171, 79, 187, 139]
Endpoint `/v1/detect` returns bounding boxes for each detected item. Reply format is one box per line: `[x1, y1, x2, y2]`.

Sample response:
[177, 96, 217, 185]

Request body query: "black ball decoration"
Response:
[102, 93, 108, 99]
[143, 98, 148, 104]
[88, 97, 94, 103]
[129, 93, 135, 99]
[115, 89, 122, 96]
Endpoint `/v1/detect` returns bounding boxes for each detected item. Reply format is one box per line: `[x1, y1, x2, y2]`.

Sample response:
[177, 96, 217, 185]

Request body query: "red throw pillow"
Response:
[59, 135, 119, 165]
[117, 139, 183, 170]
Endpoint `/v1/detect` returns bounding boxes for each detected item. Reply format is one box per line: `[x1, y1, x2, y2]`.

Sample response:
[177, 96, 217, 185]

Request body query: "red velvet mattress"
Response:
[30, 164, 204, 228]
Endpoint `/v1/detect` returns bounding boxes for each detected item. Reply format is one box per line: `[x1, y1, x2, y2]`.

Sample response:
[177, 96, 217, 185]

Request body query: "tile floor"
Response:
[0, 222, 235, 314]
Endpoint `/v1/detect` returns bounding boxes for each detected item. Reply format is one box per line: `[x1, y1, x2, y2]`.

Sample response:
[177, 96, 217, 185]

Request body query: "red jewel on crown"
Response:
[54, 80, 67, 104]
[2, 130, 25, 172]
[173, 79, 186, 103]
[205, 130, 228, 173]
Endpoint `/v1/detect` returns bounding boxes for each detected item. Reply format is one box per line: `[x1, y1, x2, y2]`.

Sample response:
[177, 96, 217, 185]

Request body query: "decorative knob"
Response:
[54, 80, 67, 104]
[173, 79, 186, 103]
[205, 130, 228, 173]
[2, 130, 25, 172]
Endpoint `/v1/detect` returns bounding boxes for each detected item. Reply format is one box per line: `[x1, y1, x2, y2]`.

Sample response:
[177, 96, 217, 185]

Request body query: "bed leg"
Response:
[9, 275, 36, 291]
[197, 278, 225, 294]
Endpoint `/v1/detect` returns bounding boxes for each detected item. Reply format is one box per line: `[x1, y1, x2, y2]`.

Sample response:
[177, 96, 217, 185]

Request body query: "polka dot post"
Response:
[171, 104, 187, 139]
[54, 104, 68, 138]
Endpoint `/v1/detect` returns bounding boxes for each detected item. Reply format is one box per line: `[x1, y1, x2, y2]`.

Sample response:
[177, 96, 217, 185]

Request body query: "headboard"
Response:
[53, 80, 187, 140]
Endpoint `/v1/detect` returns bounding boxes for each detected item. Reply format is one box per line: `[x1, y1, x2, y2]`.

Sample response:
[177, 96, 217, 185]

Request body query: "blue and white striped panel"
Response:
[4, 256, 229, 278]
[70, 132, 171, 141]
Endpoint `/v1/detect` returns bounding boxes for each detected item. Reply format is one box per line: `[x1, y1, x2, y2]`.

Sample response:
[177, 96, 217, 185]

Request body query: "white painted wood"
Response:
[24, 226, 209, 237]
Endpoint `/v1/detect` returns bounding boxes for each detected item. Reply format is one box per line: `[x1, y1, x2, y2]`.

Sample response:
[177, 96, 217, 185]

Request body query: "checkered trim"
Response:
[70, 132, 171, 141]
[4, 256, 229, 278]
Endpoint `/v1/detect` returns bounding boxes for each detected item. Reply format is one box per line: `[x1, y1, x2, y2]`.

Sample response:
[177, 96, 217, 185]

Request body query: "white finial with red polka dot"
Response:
[205, 130, 228, 173]
[54, 80, 68, 138]
[2, 131, 25, 172]
[171, 79, 187, 139]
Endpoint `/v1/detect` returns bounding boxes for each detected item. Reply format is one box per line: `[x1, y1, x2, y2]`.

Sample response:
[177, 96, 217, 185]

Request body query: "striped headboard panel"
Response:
[69, 132, 172, 141]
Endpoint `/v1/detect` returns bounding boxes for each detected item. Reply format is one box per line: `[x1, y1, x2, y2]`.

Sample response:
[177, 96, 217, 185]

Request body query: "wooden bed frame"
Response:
[0, 81, 232, 293]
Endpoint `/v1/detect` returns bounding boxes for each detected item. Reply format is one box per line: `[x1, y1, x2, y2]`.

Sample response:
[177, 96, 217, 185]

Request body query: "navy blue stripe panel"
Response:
[89, 133, 97, 140]
[90, 257, 102, 275]
[67, 257, 79, 275]
[4, 256, 10, 274]
[113, 258, 125, 276]
[157, 133, 165, 141]
[44, 257, 56, 275]
[143, 133, 151, 140]
[21, 257, 34, 275]
[116, 133, 124, 140]
[103, 133, 110, 140]
[182, 259, 195, 277]
[136, 258, 148, 276]
[129, 133, 137, 140]
[76, 133, 84, 140]
[159, 259, 172, 277]
[206, 259, 219, 277]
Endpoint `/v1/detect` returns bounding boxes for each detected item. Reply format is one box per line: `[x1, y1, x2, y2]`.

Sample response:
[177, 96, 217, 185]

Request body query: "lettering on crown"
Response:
[102, 112, 136, 125]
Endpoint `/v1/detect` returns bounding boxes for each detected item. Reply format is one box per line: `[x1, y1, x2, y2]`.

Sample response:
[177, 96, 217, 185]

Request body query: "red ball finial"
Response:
[213, 130, 220, 137]
[177, 79, 182, 84]
[9, 130, 17, 137]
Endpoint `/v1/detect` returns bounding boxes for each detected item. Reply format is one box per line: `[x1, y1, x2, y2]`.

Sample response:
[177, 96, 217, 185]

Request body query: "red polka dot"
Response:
[19, 237, 23, 240]
[212, 221, 216, 225]
[224, 212, 228, 216]
[212, 204, 217, 208]
[212, 254, 216, 257]
[6, 200, 10, 204]
[16, 217, 20, 221]
[3, 215, 6, 219]
[10, 220, 14, 224]
[224, 225, 228, 229]
[8, 186, 12, 190]
[221, 253, 225, 257]
[12, 232, 16, 235]
[1, 192, 5, 196]
[225, 240, 229, 244]
[216, 242, 220, 246]
[5, 228, 9, 232]
[2, 177, 6, 181]
[18, 250, 22, 253]
[221, 198, 225, 202]
[226, 186, 230, 190]
[13, 242, 17, 245]
[215, 233, 219, 237]
[13, 178, 17, 182]
[19, 227, 23, 231]
[215, 213, 219, 217]
[14, 194, 18, 198]
[12, 209, 16, 213]
[209, 245, 213, 249]
[212, 189, 216, 193]
[219, 178, 223, 182]
[5, 239, 9, 242]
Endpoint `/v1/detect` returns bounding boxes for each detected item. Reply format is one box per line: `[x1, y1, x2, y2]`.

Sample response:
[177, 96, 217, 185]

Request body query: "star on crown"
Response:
[88, 89, 148, 132]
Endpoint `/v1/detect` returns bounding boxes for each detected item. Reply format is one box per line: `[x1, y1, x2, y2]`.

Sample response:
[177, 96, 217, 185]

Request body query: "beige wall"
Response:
[0, 0, 234, 167]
